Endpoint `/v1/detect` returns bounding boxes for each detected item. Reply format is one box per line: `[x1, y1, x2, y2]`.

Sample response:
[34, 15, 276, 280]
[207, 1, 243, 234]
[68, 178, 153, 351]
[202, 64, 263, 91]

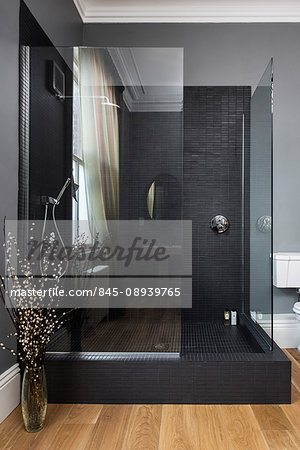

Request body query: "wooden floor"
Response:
[0, 349, 299, 450]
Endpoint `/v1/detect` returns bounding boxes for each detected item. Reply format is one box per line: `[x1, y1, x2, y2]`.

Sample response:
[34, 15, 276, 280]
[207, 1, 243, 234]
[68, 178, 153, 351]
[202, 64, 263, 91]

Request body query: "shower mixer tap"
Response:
[210, 215, 230, 233]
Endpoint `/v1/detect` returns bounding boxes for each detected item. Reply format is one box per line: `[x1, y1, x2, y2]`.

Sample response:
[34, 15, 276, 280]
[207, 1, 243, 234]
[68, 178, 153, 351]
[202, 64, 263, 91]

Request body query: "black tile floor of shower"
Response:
[47, 311, 263, 354]
[181, 322, 263, 354]
[47, 309, 182, 353]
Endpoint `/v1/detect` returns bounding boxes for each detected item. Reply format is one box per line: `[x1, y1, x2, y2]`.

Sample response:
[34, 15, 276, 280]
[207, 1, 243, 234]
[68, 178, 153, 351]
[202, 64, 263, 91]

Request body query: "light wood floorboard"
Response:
[64, 404, 103, 425]
[0, 348, 299, 449]
[122, 405, 162, 450]
[263, 430, 300, 450]
[287, 348, 300, 364]
[283, 348, 300, 392]
[85, 405, 132, 450]
[251, 405, 294, 431]
[159, 405, 195, 449]
[222, 404, 268, 449]
[281, 385, 300, 434]
[192, 405, 231, 450]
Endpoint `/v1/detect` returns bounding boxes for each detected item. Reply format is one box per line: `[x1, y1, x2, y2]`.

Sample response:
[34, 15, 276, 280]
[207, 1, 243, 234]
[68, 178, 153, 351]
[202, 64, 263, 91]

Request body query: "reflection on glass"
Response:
[79, 48, 120, 243]
[67, 47, 184, 353]
[147, 175, 181, 220]
[249, 59, 273, 348]
[147, 181, 155, 219]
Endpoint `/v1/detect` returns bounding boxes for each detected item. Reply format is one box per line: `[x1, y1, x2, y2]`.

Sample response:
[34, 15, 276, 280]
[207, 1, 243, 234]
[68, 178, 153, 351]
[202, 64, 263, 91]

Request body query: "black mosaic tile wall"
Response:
[120, 108, 183, 220]
[119, 87, 250, 322]
[20, 2, 73, 222]
[19, 2, 51, 223]
[183, 86, 251, 322]
[28, 47, 73, 220]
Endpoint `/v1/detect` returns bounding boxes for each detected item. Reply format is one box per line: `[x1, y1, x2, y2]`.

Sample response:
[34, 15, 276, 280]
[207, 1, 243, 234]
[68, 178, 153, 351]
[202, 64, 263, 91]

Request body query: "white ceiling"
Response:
[108, 48, 183, 112]
[73, 0, 300, 23]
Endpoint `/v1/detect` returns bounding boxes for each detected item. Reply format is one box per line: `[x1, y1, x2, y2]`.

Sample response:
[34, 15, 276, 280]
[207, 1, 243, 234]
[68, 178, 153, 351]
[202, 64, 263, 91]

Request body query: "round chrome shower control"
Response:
[210, 215, 230, 233]
[257, 215, 271, 233]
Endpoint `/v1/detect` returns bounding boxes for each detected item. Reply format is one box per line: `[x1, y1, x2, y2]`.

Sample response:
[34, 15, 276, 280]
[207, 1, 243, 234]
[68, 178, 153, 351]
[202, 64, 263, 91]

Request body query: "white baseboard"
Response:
[261, 313, 300, 349]
[0, 363, 20, 424]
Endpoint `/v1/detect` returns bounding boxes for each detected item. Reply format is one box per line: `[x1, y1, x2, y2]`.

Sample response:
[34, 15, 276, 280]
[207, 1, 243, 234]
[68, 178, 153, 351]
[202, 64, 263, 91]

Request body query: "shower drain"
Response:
[152, 343, 170, 351]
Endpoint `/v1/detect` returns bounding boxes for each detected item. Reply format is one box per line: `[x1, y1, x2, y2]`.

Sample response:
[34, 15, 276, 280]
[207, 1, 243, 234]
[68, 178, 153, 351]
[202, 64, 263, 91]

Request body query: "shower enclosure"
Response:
[45, 47, 272, 353]
[19, 36, 290, 403]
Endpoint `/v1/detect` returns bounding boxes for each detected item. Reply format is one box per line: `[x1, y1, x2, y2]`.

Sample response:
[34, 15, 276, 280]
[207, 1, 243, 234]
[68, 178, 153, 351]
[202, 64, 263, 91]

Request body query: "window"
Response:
[72, 48, 88, 240]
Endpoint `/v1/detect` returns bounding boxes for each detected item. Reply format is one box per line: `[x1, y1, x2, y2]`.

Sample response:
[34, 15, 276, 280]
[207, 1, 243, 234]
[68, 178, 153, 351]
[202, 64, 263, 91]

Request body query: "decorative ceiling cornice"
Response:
[74, 0, 300, 23]
[108, 48, 183, 112]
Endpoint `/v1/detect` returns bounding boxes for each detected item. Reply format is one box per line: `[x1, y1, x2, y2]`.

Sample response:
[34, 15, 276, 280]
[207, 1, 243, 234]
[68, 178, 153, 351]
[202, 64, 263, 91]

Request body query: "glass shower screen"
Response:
[248, 59, 273, 349]
[21, 43, 273, 356]
[47, 47, 185, 353]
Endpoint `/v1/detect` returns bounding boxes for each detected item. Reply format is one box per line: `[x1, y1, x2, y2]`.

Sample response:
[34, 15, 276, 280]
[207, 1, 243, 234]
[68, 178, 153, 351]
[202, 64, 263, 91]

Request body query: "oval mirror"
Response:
[147, 175, 181, 219]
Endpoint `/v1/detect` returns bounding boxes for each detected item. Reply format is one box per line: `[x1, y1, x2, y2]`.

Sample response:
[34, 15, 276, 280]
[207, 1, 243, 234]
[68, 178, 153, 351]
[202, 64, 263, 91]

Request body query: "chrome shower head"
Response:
[101, 96, 121, 109]
[60, 94, 120, 109]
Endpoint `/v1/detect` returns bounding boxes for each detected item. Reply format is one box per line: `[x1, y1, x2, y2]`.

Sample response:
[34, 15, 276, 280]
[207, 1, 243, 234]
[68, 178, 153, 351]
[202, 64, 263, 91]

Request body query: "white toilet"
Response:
[293, 303, 300, 352]
[273, 252, 300, 352]
[293, 302, 300, 321]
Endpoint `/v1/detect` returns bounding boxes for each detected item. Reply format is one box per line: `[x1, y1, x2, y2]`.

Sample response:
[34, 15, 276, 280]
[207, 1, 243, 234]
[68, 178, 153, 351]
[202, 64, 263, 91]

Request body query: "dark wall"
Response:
[120, 108, 182, 220]
[20, 2, 73, 221]
[24, 0, 82, 47]
[28, 47, 73, 220]
[119, 87, 250, 321]
[183, 86, 250, 321]
[0, 0, 82, 375]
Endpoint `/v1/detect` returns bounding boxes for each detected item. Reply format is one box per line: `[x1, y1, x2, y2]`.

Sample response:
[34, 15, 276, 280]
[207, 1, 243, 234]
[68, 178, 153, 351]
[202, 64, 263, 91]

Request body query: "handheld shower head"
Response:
[40, 177, 71, 278]
[56, 178, 71, 204]
[40, 178, 71, 206]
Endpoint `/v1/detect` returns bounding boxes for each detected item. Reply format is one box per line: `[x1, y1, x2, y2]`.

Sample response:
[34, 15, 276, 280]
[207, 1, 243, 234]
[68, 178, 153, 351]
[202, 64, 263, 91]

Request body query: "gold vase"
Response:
[21, 366, 47, 433]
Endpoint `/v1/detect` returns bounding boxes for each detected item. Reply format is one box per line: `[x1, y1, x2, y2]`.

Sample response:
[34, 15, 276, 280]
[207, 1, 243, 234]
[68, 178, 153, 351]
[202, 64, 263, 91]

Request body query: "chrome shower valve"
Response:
[210, 215, 230, 233]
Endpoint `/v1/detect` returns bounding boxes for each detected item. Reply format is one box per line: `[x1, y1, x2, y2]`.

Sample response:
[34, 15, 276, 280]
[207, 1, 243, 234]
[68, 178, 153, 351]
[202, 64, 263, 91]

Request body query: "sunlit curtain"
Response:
[78, 48, 119, 242]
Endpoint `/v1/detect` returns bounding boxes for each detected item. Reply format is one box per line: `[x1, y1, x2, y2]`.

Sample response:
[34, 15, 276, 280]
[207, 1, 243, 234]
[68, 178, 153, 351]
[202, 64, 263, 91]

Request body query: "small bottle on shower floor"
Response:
[224, 309, 230, 326]
[231, 310, 237, 325]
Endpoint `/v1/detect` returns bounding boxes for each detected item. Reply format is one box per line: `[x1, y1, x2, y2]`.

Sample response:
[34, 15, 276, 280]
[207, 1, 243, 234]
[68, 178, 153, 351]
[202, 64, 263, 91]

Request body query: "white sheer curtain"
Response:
[78, 48, 119, 242]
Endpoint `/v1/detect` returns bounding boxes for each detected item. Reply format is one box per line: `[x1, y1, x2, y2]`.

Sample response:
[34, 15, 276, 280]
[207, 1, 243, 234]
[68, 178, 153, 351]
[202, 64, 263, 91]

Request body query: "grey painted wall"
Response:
[0, 0, 82, 374]
[24, 0, 82, 47]
[84, 23, 300, 313]
[0, 0, 20, 373]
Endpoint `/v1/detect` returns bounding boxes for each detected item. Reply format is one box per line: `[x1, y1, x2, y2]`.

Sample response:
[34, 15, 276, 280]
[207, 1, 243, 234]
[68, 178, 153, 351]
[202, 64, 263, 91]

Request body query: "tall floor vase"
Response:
[21, 366, 47, 433]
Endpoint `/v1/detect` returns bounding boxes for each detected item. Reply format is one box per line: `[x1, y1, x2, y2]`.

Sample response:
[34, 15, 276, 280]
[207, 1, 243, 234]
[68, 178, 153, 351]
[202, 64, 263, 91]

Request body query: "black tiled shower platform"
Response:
[48, 320, 262, 355]
[181, 322, 263, 355]
[45, 320, 291, 404]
